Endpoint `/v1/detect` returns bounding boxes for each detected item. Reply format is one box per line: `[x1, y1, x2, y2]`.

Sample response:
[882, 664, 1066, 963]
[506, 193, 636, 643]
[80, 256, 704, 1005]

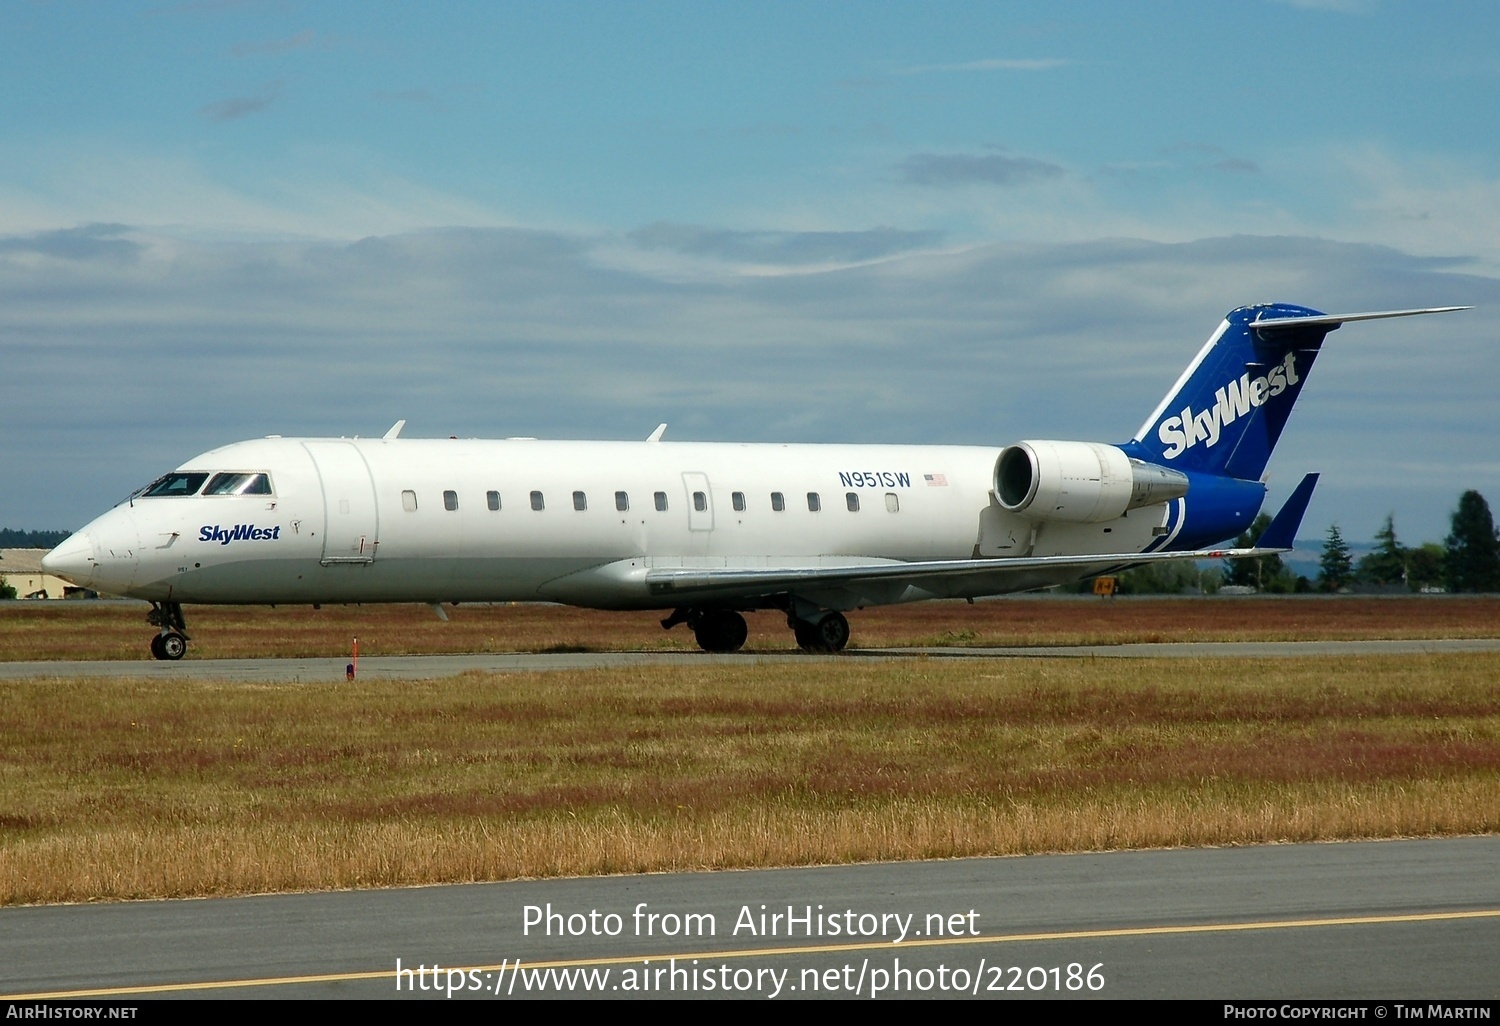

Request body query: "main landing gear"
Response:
[661, 607, 750, 653]
[147, 600, 189, 661]
[660, 606, 851, 654]
[790, 610, 849, 654]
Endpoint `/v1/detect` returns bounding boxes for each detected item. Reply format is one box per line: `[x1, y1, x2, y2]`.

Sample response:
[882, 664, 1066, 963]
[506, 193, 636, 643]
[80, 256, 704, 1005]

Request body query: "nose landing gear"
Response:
[147, 601, 190, 661]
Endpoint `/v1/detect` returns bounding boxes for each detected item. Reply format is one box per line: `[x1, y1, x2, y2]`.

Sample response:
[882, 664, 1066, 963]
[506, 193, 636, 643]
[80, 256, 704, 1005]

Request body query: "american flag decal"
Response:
[924, 473, 948, 486]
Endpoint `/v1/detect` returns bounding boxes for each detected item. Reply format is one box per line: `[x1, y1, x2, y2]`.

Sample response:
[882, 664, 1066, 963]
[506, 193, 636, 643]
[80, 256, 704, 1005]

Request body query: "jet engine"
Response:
[994, 440, 1189, 524]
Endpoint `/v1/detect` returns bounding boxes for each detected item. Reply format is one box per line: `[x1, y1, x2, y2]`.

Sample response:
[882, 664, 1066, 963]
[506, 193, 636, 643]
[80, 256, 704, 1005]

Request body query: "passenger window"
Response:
[885, 492, 899, 513]
[732, 491, 746, 512]
[771, 491, 785, 512]
[141, 472, 210, 498]
[402, 490, 417, 512]
[573, 491, 587, 511]
[205, 472, 272, 496]
[807, 492, 821, 512]
[530, 491, 545, 511]
[846, 492, 860, 512]
[444, 490, 458, 511]
[654, 491, 668, 512]
[487, 490, 501, 511]
[693, 491, 707, 513]
[615, 491, 629, 512]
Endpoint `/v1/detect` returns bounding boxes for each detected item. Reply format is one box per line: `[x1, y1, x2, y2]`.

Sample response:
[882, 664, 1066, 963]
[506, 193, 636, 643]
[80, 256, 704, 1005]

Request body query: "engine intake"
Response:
[995, 440, 1189, 523]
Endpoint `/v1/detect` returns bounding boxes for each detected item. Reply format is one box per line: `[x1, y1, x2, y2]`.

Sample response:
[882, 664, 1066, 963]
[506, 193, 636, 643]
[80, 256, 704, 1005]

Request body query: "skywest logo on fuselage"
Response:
[1157, 352, 1300, 460]
[199, 524, 282, 545]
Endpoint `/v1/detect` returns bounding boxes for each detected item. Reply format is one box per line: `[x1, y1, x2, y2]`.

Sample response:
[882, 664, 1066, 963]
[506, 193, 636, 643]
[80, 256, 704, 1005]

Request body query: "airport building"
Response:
[0, 548, 94, 599]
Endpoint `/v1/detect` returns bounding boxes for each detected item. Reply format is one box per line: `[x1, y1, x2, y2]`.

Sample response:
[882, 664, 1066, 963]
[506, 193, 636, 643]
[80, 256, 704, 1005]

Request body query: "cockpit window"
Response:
[204, 472, 273, 496]
[141, 472, 210, 498]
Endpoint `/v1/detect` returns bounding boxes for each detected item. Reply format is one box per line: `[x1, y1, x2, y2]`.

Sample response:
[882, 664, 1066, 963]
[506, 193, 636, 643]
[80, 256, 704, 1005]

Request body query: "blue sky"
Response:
[3, 1, 1497, 548]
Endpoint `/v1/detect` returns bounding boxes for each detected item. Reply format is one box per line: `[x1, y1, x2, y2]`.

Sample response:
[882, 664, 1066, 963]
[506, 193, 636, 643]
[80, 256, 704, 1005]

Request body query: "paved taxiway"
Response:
[3, 837, 1497, 999]
[1, 637, 1498, 682]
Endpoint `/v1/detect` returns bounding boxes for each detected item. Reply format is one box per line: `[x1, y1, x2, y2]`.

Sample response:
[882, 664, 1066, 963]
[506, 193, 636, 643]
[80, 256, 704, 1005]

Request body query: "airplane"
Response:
[42, 302, 1467, 660]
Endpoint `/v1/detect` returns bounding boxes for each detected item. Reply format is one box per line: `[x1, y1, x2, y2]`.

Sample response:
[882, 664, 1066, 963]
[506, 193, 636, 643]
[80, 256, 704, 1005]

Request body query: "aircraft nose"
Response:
[42, 531, 98, 586]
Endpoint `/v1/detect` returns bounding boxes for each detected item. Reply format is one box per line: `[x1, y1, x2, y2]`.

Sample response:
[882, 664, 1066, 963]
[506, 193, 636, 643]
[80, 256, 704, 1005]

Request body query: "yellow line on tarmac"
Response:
[8, 908, 1500, 999]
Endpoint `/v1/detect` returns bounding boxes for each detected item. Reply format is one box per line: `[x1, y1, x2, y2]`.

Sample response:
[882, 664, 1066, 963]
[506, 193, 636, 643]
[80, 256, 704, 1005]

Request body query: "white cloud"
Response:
[0, 143, 516, 242]
[1299, 143, 1500, 271]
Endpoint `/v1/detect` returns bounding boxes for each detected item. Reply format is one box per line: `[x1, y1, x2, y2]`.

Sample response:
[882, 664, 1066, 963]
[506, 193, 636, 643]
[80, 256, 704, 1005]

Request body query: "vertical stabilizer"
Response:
[1124, 304, 1332, 480]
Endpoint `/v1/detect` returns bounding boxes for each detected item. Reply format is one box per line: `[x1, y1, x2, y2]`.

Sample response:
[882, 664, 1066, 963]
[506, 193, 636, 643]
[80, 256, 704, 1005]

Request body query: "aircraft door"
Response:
[302, 441, 379, 564]
[682, 472, 714, 533]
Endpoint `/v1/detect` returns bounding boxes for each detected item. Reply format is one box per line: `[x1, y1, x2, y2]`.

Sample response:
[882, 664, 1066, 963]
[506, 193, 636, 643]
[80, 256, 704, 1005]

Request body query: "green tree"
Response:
[0, 580, 14, 600]
[1406, 542, 1446, 592]
[1318, 523, 1354, 592]
[0, 528, 70, 548]
[1356, 514, 1407, 587]
[1446, 490, 1500, 592]
[1223, 513, 1298, 593]
[1115, 560, 1217, 595]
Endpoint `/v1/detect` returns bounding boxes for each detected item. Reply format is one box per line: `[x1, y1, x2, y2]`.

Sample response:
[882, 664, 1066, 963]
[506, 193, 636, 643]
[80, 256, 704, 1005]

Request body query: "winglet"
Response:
[383, 420, 406, 440]
[647, 423, 667, 442]
[1255, 473, 1319, 551]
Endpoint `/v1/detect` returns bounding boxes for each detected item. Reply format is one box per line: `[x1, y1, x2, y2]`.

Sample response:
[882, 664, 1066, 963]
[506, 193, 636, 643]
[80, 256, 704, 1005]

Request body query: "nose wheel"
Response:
[147, 601, 190, 660]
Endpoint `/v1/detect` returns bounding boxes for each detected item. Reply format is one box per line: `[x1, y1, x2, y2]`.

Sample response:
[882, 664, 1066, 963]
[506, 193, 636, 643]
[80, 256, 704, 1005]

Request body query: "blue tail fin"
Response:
[1124, 304, 1333, 480]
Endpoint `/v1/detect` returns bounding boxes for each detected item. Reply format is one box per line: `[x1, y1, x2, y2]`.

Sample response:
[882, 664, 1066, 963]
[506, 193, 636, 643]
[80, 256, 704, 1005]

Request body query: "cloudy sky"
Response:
[3, 0, 1497, 546]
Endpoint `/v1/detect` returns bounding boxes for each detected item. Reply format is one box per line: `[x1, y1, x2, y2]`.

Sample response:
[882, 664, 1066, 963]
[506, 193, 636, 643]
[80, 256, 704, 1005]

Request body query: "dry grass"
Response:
[2, 594, 1498, 660]
[2, 654, 1497, 903]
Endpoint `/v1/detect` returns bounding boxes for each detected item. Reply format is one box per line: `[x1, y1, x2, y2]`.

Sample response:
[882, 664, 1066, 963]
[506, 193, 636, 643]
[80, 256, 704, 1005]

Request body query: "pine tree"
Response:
[1223, 513, 1296, 592]
[1318, 523, 1354, 592]
[1356, 514, 1406, 587]
[1446, 491, 1500, 592]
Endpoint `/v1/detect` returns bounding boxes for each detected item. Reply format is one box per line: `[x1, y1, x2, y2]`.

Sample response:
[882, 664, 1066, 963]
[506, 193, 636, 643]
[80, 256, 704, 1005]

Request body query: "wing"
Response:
[644, 473, 1319, 606]
[645, 542, 1260, 604]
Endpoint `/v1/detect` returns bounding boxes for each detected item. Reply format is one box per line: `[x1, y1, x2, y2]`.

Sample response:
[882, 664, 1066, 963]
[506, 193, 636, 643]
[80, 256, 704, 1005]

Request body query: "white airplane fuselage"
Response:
[54, 435, 1168, 611]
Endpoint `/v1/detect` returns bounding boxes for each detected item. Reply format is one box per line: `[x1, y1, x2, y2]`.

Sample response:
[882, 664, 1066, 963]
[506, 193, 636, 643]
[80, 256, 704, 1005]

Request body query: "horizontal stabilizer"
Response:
[1251, 307, 1470, 332]
[1254, 472, 1319, 552]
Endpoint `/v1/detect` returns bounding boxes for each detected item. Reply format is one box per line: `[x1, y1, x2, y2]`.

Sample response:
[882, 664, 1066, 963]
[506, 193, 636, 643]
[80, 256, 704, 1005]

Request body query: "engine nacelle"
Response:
[994, 440, 1189, 524]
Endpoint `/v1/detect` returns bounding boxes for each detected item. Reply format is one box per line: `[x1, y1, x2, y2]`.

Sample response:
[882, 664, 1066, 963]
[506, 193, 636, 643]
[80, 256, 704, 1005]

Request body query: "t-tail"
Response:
[1123, 304, 1468, 480]
[1114, 303, 1467, 550]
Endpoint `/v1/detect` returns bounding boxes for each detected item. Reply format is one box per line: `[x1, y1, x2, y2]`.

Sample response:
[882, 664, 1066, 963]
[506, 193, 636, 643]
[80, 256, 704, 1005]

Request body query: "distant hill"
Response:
[0, 529, 70, 549]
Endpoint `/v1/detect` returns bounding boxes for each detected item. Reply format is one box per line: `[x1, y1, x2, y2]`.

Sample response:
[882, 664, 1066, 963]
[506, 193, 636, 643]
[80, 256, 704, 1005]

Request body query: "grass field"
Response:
[2, 594, 1498, 660]
[2, 652, 1497, 904]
